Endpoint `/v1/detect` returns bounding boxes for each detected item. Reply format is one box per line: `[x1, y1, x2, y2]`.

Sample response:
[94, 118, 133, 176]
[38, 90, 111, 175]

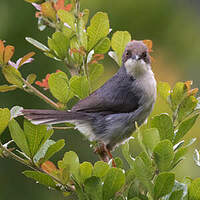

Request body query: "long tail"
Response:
[22, 109, 86, 125]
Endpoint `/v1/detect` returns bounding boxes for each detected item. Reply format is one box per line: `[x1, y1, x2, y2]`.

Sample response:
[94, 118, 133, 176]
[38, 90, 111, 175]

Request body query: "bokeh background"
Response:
[1, 0, 200, 199]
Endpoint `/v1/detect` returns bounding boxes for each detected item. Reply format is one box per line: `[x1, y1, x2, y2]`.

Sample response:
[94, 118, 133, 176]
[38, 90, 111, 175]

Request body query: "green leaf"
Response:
[88, 63, 104, 83]
[121, 138, 135, 168]
[48, 71, 73, 103]
[133, 156, 153, 194]
[151, 113, 174, 141]
[37, 139, 65, 164]
[0, 108, 10, 135]
[84, 176, 102, 200]
[70, 75, 89, 99]
[125, 169, 135, 185]
[189, 178, 200, 200]
[94, 37, 110, 54]
[87, 12, 110, 51]
[79, 162, 93, 183]
[177, 96, 198, 122]
[103, 168, 125, 200]
[23, 120, 50, 158]
[2, 66, 23, 87]
[23, 170, 56, 188]
[128, 181, 147, 200]
[82, 9, 90, 25]
[168, 190, 184, 200]
[8, 119, 30, 156]
[111, 31, 131, 65]
[57, 9, 75, 31]
[139, 152, 154, 175]
[48, 32, 69, 60]
[170, 82, 185, 111]
[174, 114, 199, 144]
[114, 157, 124, 169]
[0, 85, 17, 92]
[26, 73, 37, 84]
[164, 181, 187, 200]
[93, 161, 110, 178]
[41, 1, 56, 22]
[142, 128, 160, 153]
[157, 81, 171, 102]
[61, 151, 80, 179]
[25, 37, 49, 51]
[154, 172, 175, 200]
[153, 140, 174, 172]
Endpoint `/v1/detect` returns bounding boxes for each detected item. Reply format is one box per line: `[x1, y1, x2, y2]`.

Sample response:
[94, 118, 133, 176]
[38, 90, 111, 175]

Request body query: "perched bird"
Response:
[22, 40, 157, 161]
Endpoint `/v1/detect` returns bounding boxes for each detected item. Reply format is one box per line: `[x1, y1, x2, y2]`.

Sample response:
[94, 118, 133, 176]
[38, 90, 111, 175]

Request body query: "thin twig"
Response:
[21, 78, 59, 109]
[0, 142, 74, 192]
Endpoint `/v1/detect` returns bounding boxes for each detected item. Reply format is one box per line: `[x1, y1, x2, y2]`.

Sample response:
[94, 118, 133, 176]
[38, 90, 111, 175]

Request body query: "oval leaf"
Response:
[103, 168, 125, 200]
[154, 172, 175, 200]
[153, 140, 174, 172]
[23, 170, 56, 188]
[111, 31, 131, 65]
[151, 113, 174, 142]
[8, 119, 30, 157]
[25, 37, 49, 51]
[2, 66, 23, 87]
[93, 161, 110, 178]
[48, 71, 73, 103]
[87, 12, 110, 51]
[3, 45, 15, 64]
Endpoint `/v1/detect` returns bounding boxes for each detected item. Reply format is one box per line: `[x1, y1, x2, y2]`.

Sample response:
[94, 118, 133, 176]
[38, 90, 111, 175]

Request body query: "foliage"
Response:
[0, 0, 200, 199]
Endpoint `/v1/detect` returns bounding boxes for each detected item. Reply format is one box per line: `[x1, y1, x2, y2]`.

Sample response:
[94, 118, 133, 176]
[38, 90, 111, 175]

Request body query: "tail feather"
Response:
[22, 109, 87, 125]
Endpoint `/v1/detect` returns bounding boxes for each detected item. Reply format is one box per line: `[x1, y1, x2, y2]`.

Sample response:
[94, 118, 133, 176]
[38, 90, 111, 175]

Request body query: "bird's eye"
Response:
[126, 50, 131, 57]
[140, 51, 147, 59]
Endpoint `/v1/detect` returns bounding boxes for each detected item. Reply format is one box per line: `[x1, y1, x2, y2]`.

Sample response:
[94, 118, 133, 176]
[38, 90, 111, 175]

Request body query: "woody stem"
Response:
[21, 78, 60, 109]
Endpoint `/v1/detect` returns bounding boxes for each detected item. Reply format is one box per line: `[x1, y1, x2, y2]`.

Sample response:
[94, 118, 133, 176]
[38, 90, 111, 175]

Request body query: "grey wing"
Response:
[71, 67, 140, 114]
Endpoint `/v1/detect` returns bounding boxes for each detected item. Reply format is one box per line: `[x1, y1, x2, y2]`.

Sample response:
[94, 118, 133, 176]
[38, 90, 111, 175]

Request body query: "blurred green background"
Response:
[1, 0, 200, 199]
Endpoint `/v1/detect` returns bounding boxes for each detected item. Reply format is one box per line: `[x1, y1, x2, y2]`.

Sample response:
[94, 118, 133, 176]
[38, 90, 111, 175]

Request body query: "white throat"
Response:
[124, 58, 151, 78]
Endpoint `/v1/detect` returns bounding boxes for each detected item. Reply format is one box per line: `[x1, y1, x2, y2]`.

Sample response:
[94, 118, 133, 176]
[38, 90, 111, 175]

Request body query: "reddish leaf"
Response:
[142, 40, 153, 52]
[54, 0, 72, 11]
[35, 11, 42, 18]
[35, 70, 62, 90]
[36, 74, 50, 90]
[3, 45, 15, 64]
[89, 54, 104, 64]
[184, 80, 193, 91]
[41, 161, 57, 174]
[19, 52, 35, 67]
[70, 47, 86, 56]
[0, 40, 5, 64]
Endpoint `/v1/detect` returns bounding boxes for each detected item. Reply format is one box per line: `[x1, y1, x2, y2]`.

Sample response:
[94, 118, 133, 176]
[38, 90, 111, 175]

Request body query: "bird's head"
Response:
[122, 40, 151, 77]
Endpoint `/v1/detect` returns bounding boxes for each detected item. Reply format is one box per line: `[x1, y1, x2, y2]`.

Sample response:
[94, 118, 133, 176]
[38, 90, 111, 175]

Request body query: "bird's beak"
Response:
[132, 55, 139, 61]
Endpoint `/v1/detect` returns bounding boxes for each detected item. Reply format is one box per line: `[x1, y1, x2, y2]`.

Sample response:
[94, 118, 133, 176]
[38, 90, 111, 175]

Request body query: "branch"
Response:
[22, 78, 60, 109]
[0, 141, 75, 193]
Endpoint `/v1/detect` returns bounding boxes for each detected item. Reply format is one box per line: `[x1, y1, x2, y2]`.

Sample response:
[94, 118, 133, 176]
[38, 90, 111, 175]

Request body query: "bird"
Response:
[22, 40, 157, 163]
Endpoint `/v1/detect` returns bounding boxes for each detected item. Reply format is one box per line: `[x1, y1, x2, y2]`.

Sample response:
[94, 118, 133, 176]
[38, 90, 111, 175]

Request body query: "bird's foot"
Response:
[94, 142, 116, 167]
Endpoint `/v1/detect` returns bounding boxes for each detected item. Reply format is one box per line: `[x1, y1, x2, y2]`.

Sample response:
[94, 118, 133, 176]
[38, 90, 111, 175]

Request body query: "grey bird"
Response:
[22, 40, 157, 159]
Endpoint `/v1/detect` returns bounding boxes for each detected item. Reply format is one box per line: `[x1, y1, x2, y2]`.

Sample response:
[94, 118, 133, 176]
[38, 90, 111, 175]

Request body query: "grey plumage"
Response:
[22, 40, 157, 151]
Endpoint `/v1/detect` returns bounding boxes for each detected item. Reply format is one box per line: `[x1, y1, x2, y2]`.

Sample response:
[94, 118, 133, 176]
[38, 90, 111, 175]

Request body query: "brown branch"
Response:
[22, 78, 59, 109]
